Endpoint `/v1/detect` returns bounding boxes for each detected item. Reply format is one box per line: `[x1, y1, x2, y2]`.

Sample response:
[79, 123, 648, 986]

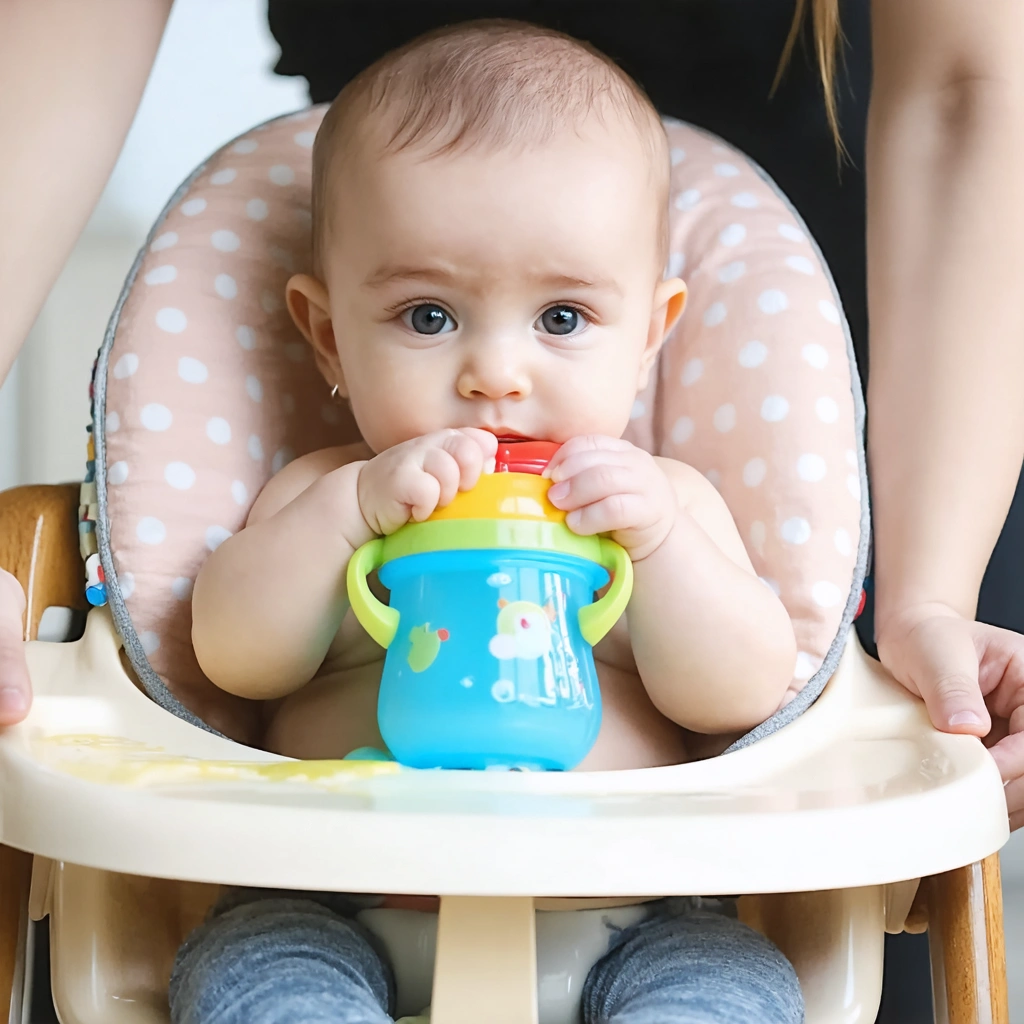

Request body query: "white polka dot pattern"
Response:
[102, 111, 861, 731]
[623, 121, 861, 709]
[102, 109, 361, 728]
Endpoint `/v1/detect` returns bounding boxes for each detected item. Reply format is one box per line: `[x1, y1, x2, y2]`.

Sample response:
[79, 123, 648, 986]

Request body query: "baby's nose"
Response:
[456, 350, 531, 400]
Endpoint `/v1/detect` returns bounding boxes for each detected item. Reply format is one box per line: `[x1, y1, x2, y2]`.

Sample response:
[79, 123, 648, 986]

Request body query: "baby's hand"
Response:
[546, 436, 676, 560]
[357, 429, 498, 535]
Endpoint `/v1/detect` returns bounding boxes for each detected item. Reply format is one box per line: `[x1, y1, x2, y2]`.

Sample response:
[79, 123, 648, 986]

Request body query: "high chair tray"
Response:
[0, 609, 1006, 896]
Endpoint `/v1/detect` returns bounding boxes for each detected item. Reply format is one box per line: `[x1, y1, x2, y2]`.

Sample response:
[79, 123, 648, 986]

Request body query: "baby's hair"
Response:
[311, 19, 670, 275]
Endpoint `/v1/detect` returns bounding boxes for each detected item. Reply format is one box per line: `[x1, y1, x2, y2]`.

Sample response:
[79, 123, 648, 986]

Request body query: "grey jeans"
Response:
[169, 890, 804, 1024]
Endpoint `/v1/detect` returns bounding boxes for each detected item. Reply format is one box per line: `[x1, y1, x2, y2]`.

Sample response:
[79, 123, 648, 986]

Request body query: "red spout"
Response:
[494, 440, 561, 475]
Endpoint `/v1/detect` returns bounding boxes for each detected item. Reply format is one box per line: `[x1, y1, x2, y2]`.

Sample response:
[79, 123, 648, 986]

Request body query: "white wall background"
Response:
[0, 0, 305, 490]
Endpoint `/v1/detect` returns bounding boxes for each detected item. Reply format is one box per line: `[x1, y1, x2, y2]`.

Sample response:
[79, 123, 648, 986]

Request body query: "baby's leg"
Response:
[169, 889, 395, 1024]
[582, 899, 803, 1024]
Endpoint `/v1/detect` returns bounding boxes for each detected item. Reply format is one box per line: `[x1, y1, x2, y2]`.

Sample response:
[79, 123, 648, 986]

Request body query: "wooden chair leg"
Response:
[926, 854, 1008, 1024]
[431, 896, 538, 1024]
[0, 845, 32, 1019]
[0, 485, 80, 1018]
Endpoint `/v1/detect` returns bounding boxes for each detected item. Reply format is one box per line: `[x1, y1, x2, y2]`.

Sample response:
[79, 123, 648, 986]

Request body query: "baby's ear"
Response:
[638, 277, 687, 389]
[285, 274, 348, 397]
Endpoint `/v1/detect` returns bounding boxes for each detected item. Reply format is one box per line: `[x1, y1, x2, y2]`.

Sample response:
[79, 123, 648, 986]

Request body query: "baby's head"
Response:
[287, 20, 686, 453]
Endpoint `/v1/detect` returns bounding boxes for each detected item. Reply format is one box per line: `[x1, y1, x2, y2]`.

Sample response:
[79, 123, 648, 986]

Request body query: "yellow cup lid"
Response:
[428, 472, 565, 523]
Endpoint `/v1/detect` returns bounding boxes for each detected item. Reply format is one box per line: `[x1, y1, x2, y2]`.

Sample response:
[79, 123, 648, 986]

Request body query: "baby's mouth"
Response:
[479, 428, 531, 443]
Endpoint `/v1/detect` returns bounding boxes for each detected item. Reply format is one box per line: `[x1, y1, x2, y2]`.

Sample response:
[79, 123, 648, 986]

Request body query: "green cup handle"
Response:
[578, 539, 633, 646]
[347, 539, 399, 648]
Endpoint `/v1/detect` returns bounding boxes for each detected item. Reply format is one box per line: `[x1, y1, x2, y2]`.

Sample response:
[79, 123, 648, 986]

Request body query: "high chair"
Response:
[0, 110, 1009, 1024]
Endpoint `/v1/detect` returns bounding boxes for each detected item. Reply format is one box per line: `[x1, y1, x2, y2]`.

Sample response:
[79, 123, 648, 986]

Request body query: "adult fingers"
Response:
[975, 626, 1024, 714]
[1011, 705, 1024, 736]
[1002, 771, 1024, 831]
[988, 729, 1024, 786]
[0, 573, 30, 725]
[891, 619, 990, 735]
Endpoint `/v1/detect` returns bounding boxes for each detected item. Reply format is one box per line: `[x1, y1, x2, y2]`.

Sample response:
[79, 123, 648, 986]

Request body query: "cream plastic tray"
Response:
[0, 607, 1006, 897]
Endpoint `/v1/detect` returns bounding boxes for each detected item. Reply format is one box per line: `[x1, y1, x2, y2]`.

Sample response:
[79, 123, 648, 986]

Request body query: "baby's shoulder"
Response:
[247, 442, 372, 525]
[653, 455, 722, 512]
[653, 455, 753, 572]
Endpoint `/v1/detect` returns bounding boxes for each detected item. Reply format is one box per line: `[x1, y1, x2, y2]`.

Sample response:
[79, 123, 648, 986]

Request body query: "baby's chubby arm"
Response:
[546, 436, 797, 734]
[192, 429, 497, 700]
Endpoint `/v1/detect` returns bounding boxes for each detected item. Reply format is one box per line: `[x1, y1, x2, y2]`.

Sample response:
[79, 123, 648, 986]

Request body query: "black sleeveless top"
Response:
[268, 0, 871, 366]
[265, 1, 1024, 634]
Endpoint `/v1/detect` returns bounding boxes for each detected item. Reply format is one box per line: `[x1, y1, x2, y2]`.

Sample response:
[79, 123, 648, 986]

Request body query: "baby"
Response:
[173, 20, 803, 1024]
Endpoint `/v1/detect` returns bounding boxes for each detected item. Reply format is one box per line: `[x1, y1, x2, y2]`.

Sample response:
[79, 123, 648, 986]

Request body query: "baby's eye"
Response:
[536, 305, 586, 337]
[402, 304, 456, 335]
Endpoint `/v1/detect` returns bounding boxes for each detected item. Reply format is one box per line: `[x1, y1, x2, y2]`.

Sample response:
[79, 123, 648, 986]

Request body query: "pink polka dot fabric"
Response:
[95, 109, 865, 745]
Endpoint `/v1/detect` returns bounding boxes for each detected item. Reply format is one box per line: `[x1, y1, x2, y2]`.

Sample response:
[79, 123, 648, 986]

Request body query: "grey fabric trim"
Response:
[93, 110, 307, 733]
[657, 119, 872, 753]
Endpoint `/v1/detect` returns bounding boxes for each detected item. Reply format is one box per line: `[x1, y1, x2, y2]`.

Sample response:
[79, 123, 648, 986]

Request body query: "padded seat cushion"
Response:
[89, 108, 867, 747]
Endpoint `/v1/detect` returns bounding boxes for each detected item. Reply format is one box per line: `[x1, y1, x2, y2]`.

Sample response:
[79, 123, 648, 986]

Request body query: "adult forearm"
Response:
[0, 0, 170, 382]
[867, 83, 1024, 626]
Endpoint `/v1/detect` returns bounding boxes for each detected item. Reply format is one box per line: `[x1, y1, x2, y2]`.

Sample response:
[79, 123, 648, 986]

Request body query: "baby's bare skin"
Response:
[251, 443, 743, 769]
[193, 105, 798, 770]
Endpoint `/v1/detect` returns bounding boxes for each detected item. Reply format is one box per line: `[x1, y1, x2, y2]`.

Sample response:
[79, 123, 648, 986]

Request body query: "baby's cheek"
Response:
[347, 363, 446, 448]
[575, 367, 639, 437]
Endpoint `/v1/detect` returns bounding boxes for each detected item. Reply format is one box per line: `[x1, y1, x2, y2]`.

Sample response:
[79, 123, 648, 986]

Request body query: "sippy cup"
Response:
[347, 440, 633, 770]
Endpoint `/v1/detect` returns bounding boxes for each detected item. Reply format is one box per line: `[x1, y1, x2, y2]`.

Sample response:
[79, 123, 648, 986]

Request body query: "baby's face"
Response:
[298, 120, 684, 453]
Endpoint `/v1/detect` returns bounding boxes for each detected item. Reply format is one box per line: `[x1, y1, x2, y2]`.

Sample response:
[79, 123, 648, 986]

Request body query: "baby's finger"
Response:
[548, 463, 638, 511]
[421, 449, 462, 508]
[546, 448, 639, 485]
[566, 493, 646, 536]
[439, 431, 488, 490]
[544, 435, 632, 478]
[407, 471, 442, 522]
[456, 427, 499, 458]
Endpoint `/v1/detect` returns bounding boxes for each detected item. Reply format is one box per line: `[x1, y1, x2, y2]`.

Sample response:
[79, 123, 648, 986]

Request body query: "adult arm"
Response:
[868, 0, 1024, 825]
[0, 0, 171, 721]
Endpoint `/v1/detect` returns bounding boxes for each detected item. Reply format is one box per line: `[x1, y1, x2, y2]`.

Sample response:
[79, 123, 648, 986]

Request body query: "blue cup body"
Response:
[376, 548, 607, 770]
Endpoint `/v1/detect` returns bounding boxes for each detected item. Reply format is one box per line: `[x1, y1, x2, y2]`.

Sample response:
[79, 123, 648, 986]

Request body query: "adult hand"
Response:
[875, 601, 1024, 830]
[0, 569, 30, 725]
